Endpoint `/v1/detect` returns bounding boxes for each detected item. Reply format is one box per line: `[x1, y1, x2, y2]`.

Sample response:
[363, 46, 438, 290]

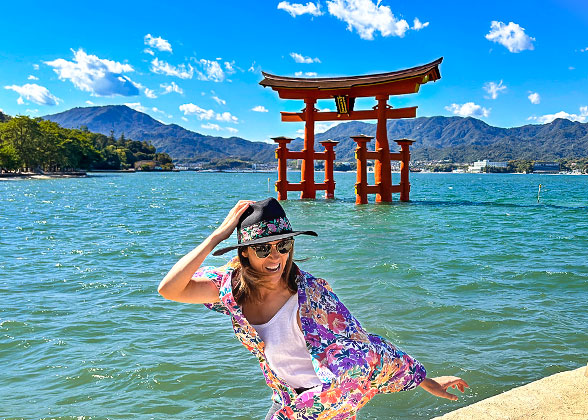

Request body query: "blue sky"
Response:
[1, 0, 587, 142]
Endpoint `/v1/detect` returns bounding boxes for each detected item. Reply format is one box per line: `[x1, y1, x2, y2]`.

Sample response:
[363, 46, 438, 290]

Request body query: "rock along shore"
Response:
[432, 364, 588, 420]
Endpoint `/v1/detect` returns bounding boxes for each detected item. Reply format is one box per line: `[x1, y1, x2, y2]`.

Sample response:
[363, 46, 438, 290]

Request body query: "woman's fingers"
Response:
[428, 377, 469, 401]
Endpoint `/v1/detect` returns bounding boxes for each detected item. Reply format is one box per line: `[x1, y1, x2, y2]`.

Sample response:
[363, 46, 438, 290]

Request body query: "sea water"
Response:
[1, 171, 587, 419]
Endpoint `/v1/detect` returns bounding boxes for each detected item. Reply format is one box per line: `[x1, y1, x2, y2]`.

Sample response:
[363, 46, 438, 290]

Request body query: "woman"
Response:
[158, 198, 468, 419]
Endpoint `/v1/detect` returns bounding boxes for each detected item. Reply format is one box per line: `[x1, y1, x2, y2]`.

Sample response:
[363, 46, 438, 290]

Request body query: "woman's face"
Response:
[242, 239, 293, 284]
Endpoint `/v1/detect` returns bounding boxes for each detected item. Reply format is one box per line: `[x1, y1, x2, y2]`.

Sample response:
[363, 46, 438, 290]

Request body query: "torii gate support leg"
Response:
[320, 140, 338, 199]
[273, 137, 293, 200]
[395, 139, 414, 202]
[352, 135, 372, 205]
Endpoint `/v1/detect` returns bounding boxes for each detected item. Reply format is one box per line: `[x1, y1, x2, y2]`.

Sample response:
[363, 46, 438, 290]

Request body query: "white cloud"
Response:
[86, 100, 94, 105]
[316, 121, 343, 133]
[529, 106, 588, 124]
[485, 21, 535, 53]
[150, 58, 194, 79]
[226, 127, 238, 133]
[201, 123, 221, 131]
[252, 105, 268, 112]
[278, 1, 323, 17]
[412, 18, 429, 31]
[290, 52, 321, 64]
[197, 59, 225, 82]
[295, 71, 318, 76]
[4, 83, 60, 106]
[216, 111, 238, 123]
[445, 102, 490, 118]
[25, 109, 39, 114]
[528, 92, 540, 104]
[143, 48, 155, 56]
[180, 103, 215, 120]
[144, 88, 157, 98]
[181, 117, 188, 122]
[144, 34, 172, 53]
[580, 47, 587, 53]
[224, 61, 236, 75]
[483, 80, 507, 99]
[124, 102, 148, 113]
[326, 0, 410, 40]
[212, 95, 226, 105]
[180, 103, 238, 123]
[151, 107, 165, 114]
[27, 75, 39, 80]
[569, 66, 575, 70]
[160, 81, 183, 94]
[248, 61, 258, 73]
[33, 64, 40, 70]
[298, 122, 343, 134]
[46, 49, 139, 96]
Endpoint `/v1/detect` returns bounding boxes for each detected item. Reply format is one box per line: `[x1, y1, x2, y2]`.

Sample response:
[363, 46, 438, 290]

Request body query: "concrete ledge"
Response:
[432, 365, 588, 420]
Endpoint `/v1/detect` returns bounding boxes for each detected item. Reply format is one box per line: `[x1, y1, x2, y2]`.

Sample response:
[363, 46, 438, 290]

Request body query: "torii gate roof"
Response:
[260, 57, 443, 99]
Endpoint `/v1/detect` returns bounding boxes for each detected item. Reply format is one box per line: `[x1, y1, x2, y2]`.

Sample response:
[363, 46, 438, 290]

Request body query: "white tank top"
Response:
[251, 293, 323, 389]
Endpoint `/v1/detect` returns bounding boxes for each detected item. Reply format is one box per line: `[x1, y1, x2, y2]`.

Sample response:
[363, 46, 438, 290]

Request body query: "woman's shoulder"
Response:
[194, 257, 240, 286]
[296, 266, 334, 293]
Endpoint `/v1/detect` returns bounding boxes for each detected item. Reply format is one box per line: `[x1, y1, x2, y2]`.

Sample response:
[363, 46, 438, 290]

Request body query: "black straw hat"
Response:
[212, 198, 317, 256]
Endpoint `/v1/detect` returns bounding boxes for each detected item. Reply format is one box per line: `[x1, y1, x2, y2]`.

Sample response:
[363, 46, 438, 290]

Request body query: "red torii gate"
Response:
[259, 57, 443, 203]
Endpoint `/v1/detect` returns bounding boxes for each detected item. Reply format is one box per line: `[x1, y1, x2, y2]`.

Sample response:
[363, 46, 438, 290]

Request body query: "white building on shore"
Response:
[469, 159, 508, 173]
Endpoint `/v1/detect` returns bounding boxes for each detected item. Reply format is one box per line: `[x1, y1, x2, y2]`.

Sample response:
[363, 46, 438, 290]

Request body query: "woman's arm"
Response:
[419, 376, 469, 401]
[157, 200, 253, 304]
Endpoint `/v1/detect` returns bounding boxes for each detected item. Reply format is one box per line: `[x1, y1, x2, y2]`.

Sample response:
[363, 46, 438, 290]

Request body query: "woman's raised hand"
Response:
[213, 200, 254, 241]
[420, 376, 469, 401]
[159, 200, 254, 303]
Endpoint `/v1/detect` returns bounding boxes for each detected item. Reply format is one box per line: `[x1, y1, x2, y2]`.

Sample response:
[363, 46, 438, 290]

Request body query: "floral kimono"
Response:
[196, 258, 426, 420]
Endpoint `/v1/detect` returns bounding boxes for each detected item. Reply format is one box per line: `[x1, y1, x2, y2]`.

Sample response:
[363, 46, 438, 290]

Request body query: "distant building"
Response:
[469, 160, 508, 173]
[134, 160, 156, 170]
[533, 162, 560, 173]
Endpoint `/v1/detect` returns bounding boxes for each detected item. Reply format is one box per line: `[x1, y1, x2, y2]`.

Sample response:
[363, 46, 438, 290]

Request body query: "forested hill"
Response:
[43, 105, 588, 163]
[307, 116, 588, 162]
[43, 105, 275, 163]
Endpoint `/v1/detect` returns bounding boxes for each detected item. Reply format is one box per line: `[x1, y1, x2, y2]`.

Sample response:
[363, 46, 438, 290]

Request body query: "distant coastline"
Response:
[3, 169, 586, 180]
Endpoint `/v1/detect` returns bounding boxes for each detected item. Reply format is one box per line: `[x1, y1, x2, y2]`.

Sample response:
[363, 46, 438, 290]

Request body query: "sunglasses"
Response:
[249, 239, 294, 258]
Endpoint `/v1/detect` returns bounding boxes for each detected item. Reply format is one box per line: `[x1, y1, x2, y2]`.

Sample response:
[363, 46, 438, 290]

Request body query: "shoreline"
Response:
[0, 171, 88, 180]
[432, 364, 588, 420]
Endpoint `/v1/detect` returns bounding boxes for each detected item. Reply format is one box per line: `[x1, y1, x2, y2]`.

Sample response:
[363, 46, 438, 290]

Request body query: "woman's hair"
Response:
[233, 243, 298, 305]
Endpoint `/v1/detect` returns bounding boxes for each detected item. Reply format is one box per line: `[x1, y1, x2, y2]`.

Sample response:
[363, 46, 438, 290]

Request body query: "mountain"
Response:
[308, 116, 588, 162]
[43, 105, 588, 164]
[43, 105, 275, 163]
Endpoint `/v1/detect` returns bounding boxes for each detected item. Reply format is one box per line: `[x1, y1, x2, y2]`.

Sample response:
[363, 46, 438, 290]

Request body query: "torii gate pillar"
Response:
[375, 95, 392, 203]
[300, 98, 316, 199]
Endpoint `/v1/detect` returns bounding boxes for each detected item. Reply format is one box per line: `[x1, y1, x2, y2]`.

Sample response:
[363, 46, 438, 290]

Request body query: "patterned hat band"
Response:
[238, 217, 293, 243]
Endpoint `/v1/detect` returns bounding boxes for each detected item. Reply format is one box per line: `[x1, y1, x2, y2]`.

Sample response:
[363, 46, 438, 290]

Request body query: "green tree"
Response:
[155, 152, 173, 165]
[507, 159, 533, 173]
[0, 116, 43, 170]
[0, 143, 22, 172]
[102, 145, 122, 169]
[38, 120, 64, 171]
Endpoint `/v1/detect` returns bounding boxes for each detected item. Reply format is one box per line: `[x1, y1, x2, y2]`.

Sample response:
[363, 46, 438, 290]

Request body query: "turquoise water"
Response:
[1, 172, 587, 420]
